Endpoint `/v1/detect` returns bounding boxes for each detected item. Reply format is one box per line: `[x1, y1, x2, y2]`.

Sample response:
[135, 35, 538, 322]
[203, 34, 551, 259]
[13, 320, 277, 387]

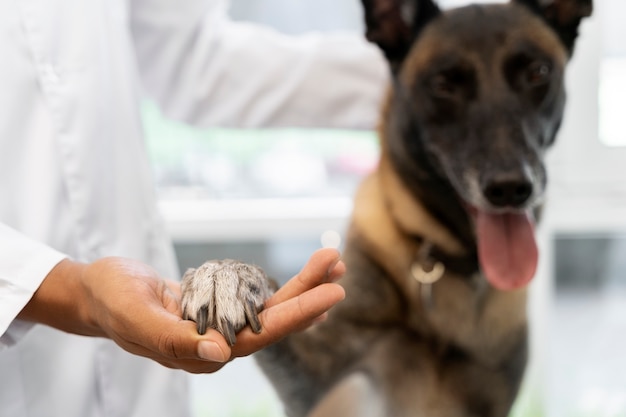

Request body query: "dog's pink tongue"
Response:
[475, 211, 538, 290]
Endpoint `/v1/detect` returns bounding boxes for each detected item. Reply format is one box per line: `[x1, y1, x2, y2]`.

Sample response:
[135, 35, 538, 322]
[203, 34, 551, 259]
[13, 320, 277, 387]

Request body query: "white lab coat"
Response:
[0, 0, 386, 416]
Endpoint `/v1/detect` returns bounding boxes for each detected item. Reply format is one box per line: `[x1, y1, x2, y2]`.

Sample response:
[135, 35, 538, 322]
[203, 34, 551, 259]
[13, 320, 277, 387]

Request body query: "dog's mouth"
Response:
[468, 207, 538, 291]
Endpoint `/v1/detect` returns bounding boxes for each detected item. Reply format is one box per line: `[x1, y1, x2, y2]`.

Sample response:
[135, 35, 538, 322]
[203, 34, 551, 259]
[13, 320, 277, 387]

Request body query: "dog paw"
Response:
[181, 259, 274, 346]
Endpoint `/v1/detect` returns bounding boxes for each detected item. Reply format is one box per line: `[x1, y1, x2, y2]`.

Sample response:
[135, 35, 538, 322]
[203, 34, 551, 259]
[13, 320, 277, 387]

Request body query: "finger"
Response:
[160, 279, 183, 317]
[146, 343, 237, 374]
[232, 282, 345, 357]
[158, 281, 224, 353]
[165, 279, 182, 299]
[279, 312, 329, 335]
[152, 357, 227, 374]
[266, 248, 343, 308]
[114, 303, 233, 364]
[327, 259, 346, 283]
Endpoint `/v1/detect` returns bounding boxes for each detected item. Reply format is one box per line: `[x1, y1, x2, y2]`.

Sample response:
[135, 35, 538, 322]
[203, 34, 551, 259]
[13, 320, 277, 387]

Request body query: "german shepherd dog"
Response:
[181, 0, 592, 415]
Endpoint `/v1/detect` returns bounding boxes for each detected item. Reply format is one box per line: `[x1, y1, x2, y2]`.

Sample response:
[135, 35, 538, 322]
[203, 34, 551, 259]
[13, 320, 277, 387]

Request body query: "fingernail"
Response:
[197, 341, 226, 362]
[312, 312, 329, 324]
[326, 256, 340, 277]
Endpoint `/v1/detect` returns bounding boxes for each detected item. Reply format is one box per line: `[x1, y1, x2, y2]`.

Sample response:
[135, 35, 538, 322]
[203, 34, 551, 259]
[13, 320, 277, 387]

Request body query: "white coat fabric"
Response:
[0, 0, 387, 416]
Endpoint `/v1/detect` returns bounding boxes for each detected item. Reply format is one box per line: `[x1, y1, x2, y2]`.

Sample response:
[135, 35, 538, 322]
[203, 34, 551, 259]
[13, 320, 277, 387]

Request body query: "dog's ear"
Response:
[513, 0, 593, 55]
[361, 0, 441, 72]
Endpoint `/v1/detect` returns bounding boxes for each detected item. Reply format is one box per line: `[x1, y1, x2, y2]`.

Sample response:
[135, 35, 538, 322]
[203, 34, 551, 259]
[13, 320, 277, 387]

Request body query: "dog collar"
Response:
[410, 238, 480, 310]
[410, 237, 479, 276]
[411, 241, 445, 310]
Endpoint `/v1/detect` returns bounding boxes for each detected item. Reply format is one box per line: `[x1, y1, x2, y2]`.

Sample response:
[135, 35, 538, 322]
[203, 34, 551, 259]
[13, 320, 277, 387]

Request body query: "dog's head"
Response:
[363, 0, 592, 290]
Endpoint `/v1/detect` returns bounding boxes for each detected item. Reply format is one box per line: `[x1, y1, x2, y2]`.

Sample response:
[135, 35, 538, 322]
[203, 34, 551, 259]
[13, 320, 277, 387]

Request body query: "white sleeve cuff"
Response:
[0, 223, 67, 350]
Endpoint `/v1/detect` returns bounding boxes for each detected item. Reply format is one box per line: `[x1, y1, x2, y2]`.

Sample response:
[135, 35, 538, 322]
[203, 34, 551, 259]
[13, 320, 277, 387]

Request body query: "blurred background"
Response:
[144, 0, 626, 416]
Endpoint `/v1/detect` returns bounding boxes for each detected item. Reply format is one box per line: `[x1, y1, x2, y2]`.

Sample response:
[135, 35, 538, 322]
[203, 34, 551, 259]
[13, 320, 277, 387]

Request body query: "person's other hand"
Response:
[18, 248, 345, 373]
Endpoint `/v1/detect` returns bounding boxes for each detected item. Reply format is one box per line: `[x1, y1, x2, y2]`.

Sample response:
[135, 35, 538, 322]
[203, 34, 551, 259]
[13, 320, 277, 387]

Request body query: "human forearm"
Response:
[17, 258, 101, 337]
[130, 0, 388, 129]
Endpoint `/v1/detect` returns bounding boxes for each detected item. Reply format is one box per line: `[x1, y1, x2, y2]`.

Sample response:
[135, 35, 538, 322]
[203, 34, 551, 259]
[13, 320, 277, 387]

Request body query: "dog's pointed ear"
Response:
[361, 0, 441, 72]
[513, 0, 593, 55]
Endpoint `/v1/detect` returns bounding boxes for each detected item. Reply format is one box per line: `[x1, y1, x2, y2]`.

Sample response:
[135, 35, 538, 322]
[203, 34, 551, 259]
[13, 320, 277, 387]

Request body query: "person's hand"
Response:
[229, 248, 346, 358]
[18, 248, 345, 373]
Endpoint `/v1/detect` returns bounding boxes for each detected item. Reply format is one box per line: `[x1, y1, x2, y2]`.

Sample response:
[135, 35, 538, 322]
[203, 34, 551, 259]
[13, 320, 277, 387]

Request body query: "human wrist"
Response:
[18, 258, 102, 337]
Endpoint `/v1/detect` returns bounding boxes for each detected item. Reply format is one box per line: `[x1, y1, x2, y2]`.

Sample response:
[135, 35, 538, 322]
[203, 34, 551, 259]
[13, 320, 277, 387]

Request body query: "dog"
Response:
[181, 0, 592, 415]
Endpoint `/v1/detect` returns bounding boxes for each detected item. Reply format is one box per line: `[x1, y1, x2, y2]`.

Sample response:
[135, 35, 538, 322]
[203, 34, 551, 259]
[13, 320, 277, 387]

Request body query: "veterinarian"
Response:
[0, 0, 387, 416]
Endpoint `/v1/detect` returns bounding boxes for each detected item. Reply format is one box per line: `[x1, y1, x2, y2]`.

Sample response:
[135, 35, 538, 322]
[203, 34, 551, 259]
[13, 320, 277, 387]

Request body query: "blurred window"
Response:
[145, 102, 378, 201]
[599, 0, 626, 147]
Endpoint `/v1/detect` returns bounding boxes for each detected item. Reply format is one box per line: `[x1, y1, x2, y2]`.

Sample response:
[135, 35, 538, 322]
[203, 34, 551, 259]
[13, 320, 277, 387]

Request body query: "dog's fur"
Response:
[181, 1, 592, 416]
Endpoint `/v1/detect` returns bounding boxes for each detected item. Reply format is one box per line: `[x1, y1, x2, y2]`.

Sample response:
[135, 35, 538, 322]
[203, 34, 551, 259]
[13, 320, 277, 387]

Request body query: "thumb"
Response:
[109, 297, 232, 366]
[161, 317, 233, 363]
[157, 279, 232, 362]
[142, 317, 235, 372]
[147, 309, 233, 364]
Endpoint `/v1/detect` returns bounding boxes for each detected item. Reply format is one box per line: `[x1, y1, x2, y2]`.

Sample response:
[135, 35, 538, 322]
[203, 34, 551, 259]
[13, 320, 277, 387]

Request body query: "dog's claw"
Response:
[196, 305, 209, 335]
[221, 319, 237, 347]
[245, 299, 263, 334]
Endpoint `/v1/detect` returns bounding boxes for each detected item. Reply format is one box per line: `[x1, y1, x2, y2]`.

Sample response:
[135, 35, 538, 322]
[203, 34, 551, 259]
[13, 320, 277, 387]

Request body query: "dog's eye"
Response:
[526, 61, 551, 86]
[430, 74, 456, 97]
[430, 69, 473, 97]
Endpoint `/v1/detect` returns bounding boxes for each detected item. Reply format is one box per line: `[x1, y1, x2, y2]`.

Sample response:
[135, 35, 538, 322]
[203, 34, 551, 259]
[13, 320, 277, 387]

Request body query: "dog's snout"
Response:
[482, 171, 533, 208]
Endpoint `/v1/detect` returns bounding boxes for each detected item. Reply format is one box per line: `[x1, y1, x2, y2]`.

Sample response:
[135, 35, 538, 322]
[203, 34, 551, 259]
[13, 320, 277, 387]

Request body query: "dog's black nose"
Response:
[482, 175, 533, 208]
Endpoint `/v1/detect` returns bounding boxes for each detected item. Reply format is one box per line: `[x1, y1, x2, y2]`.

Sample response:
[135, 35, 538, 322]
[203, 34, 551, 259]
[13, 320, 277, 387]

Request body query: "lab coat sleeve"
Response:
[129, 0, 388, 129]
[0, 223, 67, 350]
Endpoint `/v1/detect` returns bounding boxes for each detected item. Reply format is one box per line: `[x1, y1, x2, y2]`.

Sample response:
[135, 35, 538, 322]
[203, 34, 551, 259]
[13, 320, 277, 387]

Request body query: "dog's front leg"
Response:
[307, 373, 386, 417]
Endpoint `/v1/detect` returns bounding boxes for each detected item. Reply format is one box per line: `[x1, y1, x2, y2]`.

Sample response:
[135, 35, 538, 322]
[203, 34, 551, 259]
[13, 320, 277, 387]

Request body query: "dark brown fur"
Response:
[255, 1, 592, 416]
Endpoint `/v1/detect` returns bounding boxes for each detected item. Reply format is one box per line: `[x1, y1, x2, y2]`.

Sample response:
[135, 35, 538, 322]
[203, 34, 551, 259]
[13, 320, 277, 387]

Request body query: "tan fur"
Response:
[400, 4, 569, 90]
[351, 152, 528, 368]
